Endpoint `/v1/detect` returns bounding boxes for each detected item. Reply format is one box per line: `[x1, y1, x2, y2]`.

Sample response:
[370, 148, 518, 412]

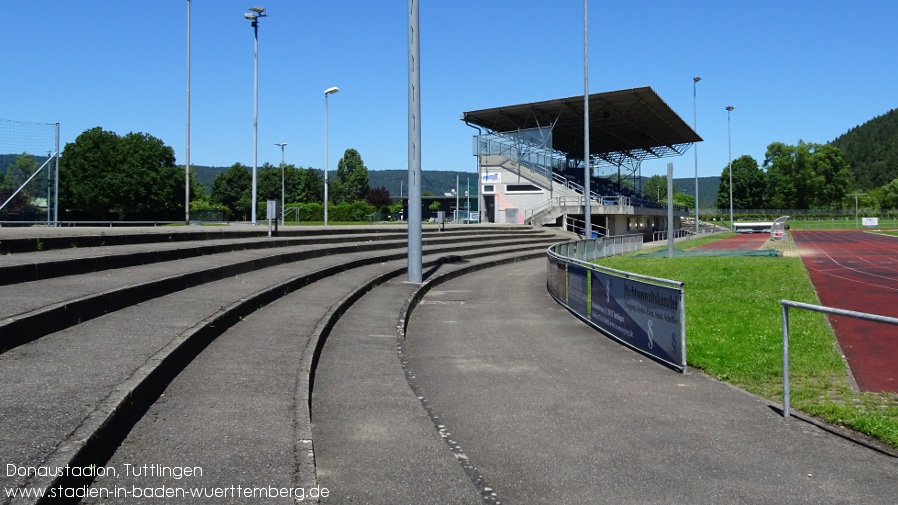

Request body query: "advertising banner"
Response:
[567, 264, 589, 318]
[589, 269, 684, 370]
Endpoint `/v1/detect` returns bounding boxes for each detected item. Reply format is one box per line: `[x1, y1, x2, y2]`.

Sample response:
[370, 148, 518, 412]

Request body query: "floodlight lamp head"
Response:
[693, 76, 701, 83]
[726, 105, 736, 111]
[248, 6, 266, 14]
[324, 86, 340, 95]
[275, 142, 287, 147]
[244, 12, 257, 20]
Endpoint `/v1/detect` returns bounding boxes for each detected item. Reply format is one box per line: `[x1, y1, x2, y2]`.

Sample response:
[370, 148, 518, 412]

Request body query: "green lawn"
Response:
[595, 234, 898, 448]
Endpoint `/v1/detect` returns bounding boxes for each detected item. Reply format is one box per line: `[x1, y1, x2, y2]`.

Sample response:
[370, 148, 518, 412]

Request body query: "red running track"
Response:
[792, 230, 898, 393]
[695, 233, 770, 250]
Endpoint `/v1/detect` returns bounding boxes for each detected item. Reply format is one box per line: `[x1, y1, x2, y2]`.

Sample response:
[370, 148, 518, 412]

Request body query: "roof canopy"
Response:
[462, 86, 701, 166]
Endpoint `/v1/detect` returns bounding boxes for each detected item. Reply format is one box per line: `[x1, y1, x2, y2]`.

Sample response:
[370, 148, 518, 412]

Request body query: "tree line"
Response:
[41, 127, 394, 222]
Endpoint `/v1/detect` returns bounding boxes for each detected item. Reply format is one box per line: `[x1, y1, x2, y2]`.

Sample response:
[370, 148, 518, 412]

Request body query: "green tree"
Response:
[643, 175, 667, 202]
[763, 141, 852, 209]
[881, 178, 898, 209]
[716, 155, 765, 210]
[0, 153, 42, 217]
[295, 167, 324, 204]
[332, 149, 369, 204]
[210, 163, 251, 217]
[59, 127, 182, 218]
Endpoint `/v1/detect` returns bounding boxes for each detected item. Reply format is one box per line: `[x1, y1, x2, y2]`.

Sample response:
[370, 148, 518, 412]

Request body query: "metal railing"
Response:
[550, 233, 641, 262]
[780, 300, 898, 418]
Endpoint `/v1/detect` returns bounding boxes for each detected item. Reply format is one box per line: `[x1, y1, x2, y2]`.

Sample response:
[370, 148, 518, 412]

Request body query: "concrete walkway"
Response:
[402, 259, 897, 504]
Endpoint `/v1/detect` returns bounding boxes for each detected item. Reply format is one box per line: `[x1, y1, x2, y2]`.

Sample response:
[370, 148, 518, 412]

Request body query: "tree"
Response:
[332, 149, 369, 204]
[210, 163, 251, 217]
[59, 127, 183, 218]
[365, 186, 391, 211]
[716, 155, 765, 210]
[763, 141, 852, 209]
[643, 175, 667, 202]
[881, 178, 898, 209]
[294, 167, 324, 204]
[0, 153, 42, 217]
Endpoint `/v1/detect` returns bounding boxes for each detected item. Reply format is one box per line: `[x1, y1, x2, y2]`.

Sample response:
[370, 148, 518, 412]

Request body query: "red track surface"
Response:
[695, 233, 770, 250]
[792, 230, 898, 392]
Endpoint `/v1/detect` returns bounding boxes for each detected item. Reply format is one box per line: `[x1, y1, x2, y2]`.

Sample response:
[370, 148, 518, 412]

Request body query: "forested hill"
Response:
[830, 108, 898, 189]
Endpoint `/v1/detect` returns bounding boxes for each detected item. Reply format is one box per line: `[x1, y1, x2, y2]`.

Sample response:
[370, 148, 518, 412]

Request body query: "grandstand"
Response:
[462, 86, 701, 240]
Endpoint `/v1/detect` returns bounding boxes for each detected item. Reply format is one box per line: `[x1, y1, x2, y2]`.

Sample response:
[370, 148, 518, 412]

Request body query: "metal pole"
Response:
[185, 0, 191, 225]
[407, 0, 422, 283]
[667, 163, 674, 259]
[693, 76, 700, 234]
[251, 19, 259, 225]
[54, 123, 59, 225]
[782, 303, 790, 418]
[323, 88, 338, 225]
[275, 143, 286, 226]
[583, 0, 591, 237]
[726, 106, 735, 231]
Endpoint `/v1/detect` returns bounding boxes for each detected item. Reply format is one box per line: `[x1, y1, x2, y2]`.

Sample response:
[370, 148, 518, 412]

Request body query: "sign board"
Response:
[482, 172, 501, 183]
[862, 217, 879, 228]
[266, 200, 279, 220]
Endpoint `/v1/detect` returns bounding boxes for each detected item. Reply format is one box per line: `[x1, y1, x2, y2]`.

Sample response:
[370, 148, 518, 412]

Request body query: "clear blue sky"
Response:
[5, 1, 896, 182]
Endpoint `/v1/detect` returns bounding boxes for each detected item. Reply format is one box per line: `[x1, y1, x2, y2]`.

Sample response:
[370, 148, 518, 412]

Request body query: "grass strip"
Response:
[595, 233, 898, 448]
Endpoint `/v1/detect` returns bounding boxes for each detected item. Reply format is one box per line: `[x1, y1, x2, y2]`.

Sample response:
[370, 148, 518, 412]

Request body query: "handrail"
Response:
[780, 300, 898, 418]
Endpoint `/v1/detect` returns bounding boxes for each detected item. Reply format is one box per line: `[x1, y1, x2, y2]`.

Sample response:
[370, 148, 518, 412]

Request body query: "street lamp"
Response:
[186, 0, 191, 226]
[275, 142, 287, 225]
[323, 86, 339, 226]
[693, 76, 701, 234]
[245, 6, 267, 225]
[726, 105, 736, 231]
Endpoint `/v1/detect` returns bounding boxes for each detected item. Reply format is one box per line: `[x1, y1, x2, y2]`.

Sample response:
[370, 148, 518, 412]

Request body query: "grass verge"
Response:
[595, 234, 898, 448]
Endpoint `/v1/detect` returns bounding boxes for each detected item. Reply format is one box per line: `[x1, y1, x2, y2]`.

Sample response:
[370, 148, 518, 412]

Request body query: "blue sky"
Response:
[5, 1, 896, 183]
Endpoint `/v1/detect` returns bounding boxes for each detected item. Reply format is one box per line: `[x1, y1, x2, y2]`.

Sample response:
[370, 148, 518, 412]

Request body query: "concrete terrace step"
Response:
[0, 230, 561, 353]
[0, 226, 563, 503]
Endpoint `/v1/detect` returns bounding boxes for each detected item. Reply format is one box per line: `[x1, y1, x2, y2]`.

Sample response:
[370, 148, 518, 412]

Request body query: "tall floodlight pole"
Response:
[275, 142, 287, 225]
[726, 105, 736, 231]
[693, 76, 701, 234]
[408, 0, 422, 283]
[245, 6, 267, 225]
[583, 0, 591, 237]
[185, 0, 191, 225]
[324, 86, 339, 226]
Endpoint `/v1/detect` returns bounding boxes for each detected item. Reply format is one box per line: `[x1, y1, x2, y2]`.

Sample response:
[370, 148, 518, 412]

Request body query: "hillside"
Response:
[830, 108, 898, 189]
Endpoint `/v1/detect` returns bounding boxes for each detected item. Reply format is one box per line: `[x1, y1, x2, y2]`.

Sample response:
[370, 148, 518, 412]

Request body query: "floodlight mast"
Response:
[245, 6, 267, 224]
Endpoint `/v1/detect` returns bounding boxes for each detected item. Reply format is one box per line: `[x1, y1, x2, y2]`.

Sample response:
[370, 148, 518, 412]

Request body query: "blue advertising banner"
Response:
[567, 264, 589, 318]
[589, 269, 684, 370]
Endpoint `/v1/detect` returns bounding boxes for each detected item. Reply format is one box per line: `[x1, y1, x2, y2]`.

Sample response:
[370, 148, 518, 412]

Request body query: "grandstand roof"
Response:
[461, 86, 701, 166]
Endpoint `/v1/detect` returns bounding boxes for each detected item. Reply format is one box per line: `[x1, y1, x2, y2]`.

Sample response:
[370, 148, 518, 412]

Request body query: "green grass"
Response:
[595, 235, 898, 448]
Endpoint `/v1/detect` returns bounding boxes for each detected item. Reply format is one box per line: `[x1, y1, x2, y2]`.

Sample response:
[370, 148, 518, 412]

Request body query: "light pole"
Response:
[693, 76, 701, 233]
[583, 0, 591, 237]
[726, 105, 736, 231]
[275, 142, 287, 225]
[185, 0, 191, 225]
[324, 86, 339, 226]
[245, 6, 267, 225]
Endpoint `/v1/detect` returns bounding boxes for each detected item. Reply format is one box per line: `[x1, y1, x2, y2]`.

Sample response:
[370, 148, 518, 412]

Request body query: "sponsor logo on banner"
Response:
[482, 172, 501, 183]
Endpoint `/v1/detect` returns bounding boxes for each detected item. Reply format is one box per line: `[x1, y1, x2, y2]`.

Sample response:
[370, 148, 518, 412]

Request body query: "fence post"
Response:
[781, 302, 790, 418]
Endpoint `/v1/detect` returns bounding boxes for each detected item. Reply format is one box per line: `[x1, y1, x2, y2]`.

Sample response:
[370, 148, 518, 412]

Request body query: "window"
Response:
[505, 184, 543, 194]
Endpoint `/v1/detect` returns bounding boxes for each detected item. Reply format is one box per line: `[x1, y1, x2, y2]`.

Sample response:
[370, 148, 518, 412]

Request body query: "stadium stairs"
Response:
[0, 224, 570, 503]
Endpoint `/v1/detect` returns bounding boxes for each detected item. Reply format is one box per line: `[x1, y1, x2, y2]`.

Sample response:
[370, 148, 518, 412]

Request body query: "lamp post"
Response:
[245, 6, 267, 225]
[693, 76, 701, 233]
[275, 142, 287, 225]
[185, 0, 191, 225]
[726, 105, 736, 231]
[583, 0, 591, 237]
[324, 86, 339, 226]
